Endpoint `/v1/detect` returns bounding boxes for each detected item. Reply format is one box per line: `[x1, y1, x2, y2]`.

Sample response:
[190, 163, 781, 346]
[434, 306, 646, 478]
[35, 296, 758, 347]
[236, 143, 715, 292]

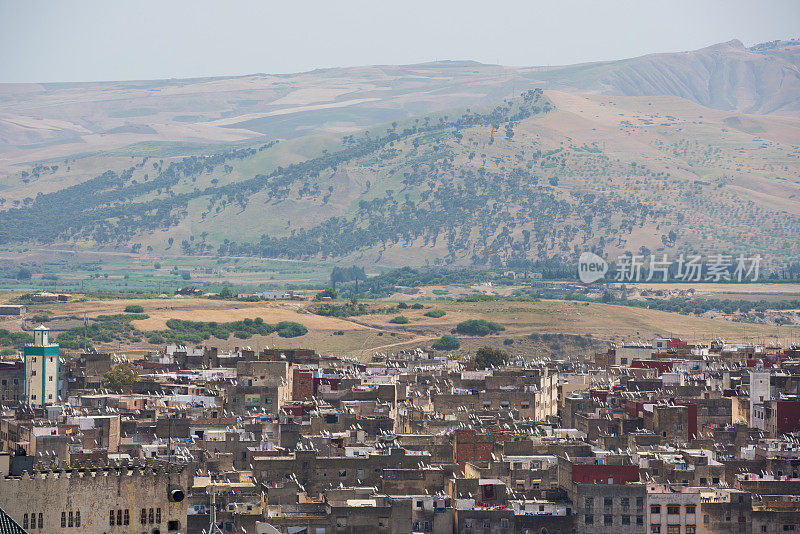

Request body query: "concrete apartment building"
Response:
[646, 485, 701, 534]
[558, 455, 646, 534]
[0, 360, 23, 404]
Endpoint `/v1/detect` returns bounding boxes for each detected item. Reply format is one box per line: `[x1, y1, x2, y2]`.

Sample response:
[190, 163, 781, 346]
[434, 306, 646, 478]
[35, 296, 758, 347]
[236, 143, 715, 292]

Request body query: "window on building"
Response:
[667, 526, 680, 534]
[156, 508, 161, 523]
[110, 510, 115, 526]
[739, 517, 747, 523]
[38, 513, 42, 528]
[667, 505, 680, 515]
[605, 498, 613, 508]
[141, 508, 147, 524]
[585, 515, 594, 525]
[651, 526, 661, 534]
[124, 509, 129, 525]
[622, 516, 631, 525]
[68, 511, 73, 527]
[149, 508, 154, 524]
[637, 516, 644, 525]
[686, 527, 696, 534]
[686, 505, 696, 514]
[704, 515, 710, 524]
[75, 511, 80, 528]
[621, 498, 630, 510]
[62, 512, 66, 528]
[585, 497, 594, 510]
[637, 498, 644, 510]
[22, 514, 27, 529]
[484, 520, 491, 528]
[521, 401, 530, 408]
[604, 515, 613, 526]
[783, 526, 796, 532]
[500, 518, 509, 528]
[117, 509, 122, 525]
[651, 505, 661, 514]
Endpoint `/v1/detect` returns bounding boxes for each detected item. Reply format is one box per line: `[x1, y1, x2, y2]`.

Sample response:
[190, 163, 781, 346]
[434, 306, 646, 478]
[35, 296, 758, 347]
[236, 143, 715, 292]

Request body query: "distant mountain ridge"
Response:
[1, 39, 799, 174]
[531, 39, 800, 116]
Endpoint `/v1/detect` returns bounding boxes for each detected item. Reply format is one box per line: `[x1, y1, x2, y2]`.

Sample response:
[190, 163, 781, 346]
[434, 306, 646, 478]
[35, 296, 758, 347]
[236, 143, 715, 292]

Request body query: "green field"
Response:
[0, 248, 339, 294]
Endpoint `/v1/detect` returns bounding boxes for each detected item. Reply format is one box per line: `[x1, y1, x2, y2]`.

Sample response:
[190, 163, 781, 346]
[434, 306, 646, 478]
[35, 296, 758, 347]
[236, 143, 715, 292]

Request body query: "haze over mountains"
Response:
[2, 39, 800, 169]
[1, 39, 799, 268]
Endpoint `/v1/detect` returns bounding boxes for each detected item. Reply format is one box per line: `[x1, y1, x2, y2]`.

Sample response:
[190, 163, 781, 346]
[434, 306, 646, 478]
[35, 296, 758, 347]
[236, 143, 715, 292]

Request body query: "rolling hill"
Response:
[1, 86, 799, 271]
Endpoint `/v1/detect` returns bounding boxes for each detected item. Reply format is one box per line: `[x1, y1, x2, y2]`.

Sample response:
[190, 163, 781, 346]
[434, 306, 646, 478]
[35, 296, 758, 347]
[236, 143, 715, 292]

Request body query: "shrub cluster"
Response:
[454, 319, 505, 336]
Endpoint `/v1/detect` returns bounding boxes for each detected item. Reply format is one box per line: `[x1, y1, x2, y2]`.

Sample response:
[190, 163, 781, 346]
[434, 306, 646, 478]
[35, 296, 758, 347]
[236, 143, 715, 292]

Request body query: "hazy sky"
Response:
[1, 0, 798, 83]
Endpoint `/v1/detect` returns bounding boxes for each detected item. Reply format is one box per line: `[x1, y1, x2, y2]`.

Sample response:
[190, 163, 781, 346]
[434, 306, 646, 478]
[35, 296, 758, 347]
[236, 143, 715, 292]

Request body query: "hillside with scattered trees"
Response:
[1, 85, 800, 270]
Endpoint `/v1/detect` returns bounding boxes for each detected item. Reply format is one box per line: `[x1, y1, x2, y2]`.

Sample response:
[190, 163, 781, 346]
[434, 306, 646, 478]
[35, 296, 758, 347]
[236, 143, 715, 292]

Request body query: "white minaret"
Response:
[24, 325, 59, 407]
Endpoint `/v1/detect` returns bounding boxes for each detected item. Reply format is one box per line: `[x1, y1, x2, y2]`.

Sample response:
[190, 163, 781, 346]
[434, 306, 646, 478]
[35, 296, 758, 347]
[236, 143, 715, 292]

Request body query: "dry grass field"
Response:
[625, 282, 800, 303]
[4, 291, 799, 360]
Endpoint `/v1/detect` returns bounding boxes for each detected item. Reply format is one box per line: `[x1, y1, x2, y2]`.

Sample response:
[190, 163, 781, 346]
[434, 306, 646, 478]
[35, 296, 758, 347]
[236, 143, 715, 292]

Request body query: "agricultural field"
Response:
[0, 248, 339, 293]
